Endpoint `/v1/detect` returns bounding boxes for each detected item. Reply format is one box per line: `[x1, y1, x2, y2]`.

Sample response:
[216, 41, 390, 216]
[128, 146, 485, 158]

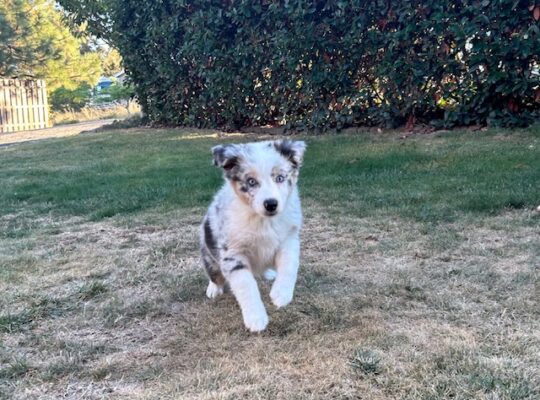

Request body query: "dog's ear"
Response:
[212, 144, 240, 171]
[274, 140, 306, 169]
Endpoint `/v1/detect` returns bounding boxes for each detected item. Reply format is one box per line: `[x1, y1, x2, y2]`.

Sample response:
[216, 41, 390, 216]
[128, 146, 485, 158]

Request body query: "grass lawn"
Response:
[0, 127, 539, 399]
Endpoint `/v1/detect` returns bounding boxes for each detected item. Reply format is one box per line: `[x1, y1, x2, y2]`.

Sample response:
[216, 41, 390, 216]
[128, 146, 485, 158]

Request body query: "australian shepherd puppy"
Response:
[200, 140, 306, 332]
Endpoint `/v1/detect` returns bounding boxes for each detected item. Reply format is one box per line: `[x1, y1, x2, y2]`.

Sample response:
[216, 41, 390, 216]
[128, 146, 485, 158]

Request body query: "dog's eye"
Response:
[275, 175, 285, 183]
[247, 178, 258, 187]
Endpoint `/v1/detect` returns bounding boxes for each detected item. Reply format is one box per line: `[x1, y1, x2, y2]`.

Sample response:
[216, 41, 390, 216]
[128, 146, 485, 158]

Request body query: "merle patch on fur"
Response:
[202, 247, 225, 285]
[274, 140, 299, 168]
[212, 145, 239, 171]
[231, 263, 245, 272]
[204, 220, 216, 252]
[208, 268, 225, 286]
[222, 157, 238, 171]
[211, 145, 228, 167]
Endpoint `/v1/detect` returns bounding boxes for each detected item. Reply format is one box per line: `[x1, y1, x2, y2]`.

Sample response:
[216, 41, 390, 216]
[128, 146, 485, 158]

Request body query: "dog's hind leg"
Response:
[202, 247, 225, 299]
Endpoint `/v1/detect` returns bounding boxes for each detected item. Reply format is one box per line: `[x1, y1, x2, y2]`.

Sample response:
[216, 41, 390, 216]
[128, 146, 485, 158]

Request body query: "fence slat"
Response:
[0, 79, 50, 133]
[0, 80, 5, 129]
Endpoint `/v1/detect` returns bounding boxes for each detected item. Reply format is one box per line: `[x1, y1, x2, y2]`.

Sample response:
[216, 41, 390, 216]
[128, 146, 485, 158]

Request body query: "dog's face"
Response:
[212, 140, 306, 217]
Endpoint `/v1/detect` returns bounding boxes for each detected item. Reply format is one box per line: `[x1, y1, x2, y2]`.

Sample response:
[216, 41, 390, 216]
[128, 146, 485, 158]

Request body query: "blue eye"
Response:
[247, 178, 258, 187]
[275, 175, 285, 183]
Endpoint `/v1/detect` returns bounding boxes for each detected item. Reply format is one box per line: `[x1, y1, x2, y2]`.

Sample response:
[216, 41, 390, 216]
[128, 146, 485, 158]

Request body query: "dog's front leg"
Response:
[271, 233, 300, 308]
[221, 255, 268, 332]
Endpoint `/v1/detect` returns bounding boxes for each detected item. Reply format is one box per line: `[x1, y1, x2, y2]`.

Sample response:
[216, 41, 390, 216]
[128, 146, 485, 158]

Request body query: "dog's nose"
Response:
[263, 198, 278, 213]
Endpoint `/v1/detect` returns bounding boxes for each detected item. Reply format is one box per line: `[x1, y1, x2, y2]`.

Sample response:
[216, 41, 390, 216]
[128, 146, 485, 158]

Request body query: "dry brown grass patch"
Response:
[1, 205, 538, 399]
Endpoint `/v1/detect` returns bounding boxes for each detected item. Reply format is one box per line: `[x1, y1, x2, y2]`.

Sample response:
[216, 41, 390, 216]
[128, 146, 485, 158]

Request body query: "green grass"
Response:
[0, 129, 223, 222]
[78, 280, 107, 300]
[350, 348, 383, 375]
[0, 358, 29, 380]
[0, 126, 538, 399]
[0, 128, 538, 232]
[303, 130, 539, 221]
[0, 296, 73, 333]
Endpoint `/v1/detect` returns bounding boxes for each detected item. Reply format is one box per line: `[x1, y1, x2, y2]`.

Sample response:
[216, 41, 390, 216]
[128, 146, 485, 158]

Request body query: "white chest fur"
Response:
[225, 205, 299, 274]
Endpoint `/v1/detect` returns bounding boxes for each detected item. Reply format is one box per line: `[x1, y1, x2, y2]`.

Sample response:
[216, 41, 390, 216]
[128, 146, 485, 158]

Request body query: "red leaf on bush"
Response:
[377, 19, 388, 30]
[508, 99, 519, 112]
[534, 6, 540, 21]
[442, 43, 450, 54]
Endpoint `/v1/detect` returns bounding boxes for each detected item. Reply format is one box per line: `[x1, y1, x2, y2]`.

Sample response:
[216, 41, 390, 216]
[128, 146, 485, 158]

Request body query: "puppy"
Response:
[200, 140, 306, 332]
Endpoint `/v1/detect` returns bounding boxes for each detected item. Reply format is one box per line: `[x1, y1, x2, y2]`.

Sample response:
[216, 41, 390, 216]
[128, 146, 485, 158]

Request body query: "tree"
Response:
[100, 47, 122, 76]
[0, 0, 59, 77]
[0, 0, 101, 92]
[58, 0, 114, 43]
[49, 83, 92, 112]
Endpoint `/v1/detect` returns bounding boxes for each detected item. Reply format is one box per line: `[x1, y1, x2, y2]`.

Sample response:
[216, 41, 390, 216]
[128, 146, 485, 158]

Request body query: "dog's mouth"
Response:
[264, 210, 278, 217]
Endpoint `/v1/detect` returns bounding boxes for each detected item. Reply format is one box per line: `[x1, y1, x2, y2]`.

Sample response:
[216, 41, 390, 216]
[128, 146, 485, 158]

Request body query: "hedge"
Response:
[76, 0, 540, 131]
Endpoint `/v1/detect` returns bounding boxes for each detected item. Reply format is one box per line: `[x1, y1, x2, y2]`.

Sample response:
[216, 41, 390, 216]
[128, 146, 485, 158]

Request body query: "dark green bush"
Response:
[65, 0, 540, 131]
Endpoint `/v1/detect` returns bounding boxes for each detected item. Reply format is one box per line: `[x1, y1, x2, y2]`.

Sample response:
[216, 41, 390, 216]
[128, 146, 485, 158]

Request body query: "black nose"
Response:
[264, 198, 278, 212]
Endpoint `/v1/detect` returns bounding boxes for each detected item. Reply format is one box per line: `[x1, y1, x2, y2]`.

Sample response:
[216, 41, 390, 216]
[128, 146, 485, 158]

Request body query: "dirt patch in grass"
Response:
[0, 119, 121, 147]
[1, 203, 538, 399]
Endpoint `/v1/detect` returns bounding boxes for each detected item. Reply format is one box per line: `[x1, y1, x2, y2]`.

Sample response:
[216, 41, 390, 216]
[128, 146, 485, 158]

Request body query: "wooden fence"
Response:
[0, 79, 50, 133]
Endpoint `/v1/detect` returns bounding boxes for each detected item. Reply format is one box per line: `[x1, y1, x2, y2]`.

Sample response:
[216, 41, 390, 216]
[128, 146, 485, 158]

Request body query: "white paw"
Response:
[243, 308, 269, 333]
[270, 285, 293, 308]
[206, 281, 224, 299]
[263, 269, 277, 281]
